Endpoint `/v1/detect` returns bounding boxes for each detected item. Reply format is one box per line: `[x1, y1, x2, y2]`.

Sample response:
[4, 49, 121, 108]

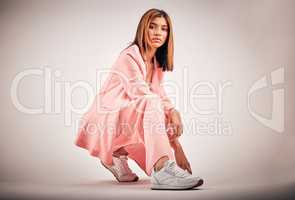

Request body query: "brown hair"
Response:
[127, 8, 174, 71]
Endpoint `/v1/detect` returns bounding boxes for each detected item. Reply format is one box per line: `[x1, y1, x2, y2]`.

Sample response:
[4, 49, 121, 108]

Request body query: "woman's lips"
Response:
[152, 38, 162, 43]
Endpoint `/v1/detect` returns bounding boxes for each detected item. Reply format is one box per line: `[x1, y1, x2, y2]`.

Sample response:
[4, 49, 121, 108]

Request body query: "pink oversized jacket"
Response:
[98, 44, 175, 114]
[75, 44, 175, 175]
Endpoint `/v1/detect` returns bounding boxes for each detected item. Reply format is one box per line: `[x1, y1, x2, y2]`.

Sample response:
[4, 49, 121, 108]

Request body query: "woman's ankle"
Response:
[113, 147, 128, 157]
[154, 156, 169, 172]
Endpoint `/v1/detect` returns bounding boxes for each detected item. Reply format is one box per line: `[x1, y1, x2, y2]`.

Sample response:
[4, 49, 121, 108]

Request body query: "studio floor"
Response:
[1, 178, 294, 200]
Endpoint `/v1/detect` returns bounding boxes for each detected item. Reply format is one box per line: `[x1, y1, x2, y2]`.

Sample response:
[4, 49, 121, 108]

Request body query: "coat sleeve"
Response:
[114, 52, 175, 114]
[157, 80, 175, 115]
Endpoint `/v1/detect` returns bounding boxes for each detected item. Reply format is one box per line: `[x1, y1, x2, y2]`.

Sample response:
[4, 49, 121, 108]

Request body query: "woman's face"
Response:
[147, 16, 169, 49]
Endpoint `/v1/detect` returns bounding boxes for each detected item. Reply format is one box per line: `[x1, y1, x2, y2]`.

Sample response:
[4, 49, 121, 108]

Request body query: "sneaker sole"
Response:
[100, 161, 139, 182]
[151, 178, 204, 190]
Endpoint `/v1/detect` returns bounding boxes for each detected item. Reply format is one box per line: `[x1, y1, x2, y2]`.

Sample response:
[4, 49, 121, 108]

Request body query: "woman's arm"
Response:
[169, 136, 181, 149]
[157, 81, 175, 115]
[157, 75, 183, 140]
[169, 138, 192, 174]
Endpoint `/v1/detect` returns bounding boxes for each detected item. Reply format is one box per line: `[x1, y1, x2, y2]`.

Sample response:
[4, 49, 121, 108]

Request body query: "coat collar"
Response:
[124, 44, 164, 83]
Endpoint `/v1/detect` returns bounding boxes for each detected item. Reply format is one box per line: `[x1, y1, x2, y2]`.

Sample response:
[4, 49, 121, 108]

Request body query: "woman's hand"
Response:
[167, 108, 183, 141]
[170, 139, 192, 174]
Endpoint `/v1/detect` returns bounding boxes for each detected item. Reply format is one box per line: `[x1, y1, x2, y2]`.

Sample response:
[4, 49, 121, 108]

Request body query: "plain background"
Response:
[0, 0, 294, 193]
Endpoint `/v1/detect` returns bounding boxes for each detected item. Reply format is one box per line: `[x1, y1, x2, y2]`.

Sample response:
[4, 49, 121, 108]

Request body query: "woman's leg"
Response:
[113, 94, 174, 176]
[153, 155, 169, 172]
[113, 146, 129, 157]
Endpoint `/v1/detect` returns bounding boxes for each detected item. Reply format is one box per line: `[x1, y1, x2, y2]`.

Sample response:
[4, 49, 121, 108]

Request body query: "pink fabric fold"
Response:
[75, 44, 175, 176]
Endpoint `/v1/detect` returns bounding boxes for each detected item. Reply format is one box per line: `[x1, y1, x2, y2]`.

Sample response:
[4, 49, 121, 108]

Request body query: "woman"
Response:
[75, 8, 204, 190]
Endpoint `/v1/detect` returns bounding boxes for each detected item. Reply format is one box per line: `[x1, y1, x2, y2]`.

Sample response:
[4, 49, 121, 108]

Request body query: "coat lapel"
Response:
[126, 44, 147, 80]
[125, 44, 165, 86]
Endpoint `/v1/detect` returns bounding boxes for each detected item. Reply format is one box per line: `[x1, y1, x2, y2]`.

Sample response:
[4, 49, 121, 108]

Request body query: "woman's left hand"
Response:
[168, 109, 183, 141]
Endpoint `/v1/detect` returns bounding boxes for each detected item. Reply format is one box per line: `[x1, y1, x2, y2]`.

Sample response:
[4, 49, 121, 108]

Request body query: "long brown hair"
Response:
[126, 8, 174, 71]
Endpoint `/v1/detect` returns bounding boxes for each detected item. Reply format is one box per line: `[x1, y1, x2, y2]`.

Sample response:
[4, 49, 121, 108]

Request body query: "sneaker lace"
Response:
[117, 155, 133, 175]
[166, 161, 189, 178]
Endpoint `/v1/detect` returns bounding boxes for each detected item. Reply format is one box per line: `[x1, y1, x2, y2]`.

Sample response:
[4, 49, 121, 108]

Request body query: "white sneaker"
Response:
[101, 155, 139, 182]
[151, 160, 204, 190]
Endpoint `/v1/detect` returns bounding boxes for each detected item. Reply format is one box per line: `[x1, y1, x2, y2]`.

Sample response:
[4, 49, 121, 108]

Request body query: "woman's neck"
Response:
[144, 47, 156, 63]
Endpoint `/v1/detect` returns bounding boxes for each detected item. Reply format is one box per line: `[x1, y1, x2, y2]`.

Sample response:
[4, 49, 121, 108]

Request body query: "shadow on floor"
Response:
[68, 178, 208, 191]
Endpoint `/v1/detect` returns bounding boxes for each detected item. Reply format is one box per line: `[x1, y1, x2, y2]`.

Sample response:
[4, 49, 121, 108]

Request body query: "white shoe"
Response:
[151, 160, 204, 190]
[101, 155, 139, 182]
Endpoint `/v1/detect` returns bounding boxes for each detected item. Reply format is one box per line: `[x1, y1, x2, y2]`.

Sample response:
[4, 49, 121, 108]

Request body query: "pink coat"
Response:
[75, 44, 175, 176]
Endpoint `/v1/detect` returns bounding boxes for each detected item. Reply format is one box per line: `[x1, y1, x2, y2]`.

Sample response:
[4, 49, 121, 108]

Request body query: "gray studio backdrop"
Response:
[0, 0, 294, 187]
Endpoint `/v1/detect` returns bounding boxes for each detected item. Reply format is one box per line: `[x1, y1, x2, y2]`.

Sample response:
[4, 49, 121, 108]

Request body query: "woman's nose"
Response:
[155, 28, 161, 35]
[154, 28, 161, 36]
